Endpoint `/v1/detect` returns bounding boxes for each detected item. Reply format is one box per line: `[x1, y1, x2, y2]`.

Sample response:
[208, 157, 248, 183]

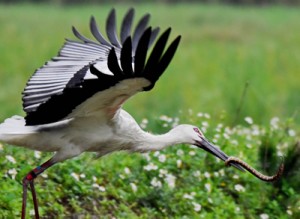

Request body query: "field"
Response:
[0, 3, 299, 218]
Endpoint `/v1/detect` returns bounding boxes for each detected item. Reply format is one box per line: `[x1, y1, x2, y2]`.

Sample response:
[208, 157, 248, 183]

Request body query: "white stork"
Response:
[0, 8, 244, 219]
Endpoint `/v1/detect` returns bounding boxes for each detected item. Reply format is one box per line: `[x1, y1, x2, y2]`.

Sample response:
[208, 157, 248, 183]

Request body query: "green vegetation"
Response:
[0, 3, 299, 218]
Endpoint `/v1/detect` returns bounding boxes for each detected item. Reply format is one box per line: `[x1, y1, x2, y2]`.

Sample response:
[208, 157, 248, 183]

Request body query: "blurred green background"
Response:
[0, 1, 299, 218]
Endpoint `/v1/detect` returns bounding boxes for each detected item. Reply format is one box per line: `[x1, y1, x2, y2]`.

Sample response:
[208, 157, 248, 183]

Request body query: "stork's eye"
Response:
[193, 127, 202, 136]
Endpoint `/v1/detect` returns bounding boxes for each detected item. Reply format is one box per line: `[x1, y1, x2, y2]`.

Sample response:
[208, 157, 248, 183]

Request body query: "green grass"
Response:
[0, 3, 299, 124]
[0, 3, 299, 218]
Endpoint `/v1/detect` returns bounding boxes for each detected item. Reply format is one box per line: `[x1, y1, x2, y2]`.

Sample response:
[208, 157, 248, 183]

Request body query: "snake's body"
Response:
[225, 157, 284, 182]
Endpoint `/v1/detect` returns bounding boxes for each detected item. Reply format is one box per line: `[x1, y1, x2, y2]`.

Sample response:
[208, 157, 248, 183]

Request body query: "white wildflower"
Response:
[172, 117, 180, 127]
[144, 163, 158, 171]
[219, 169, 225, 176]
[142, 153, 151, 161]
[234, 184, 245, 192]
[189, 150, 196, 156]
[130, 183, 138, 192]
[165, 174, 176, 189]
[204, 113, 210, 119]
[244, 117, 253, 125]
[80, 173, 85, 178]
[205, 183, 211, 192]
[270, 117, 280, 129]
[214, 134, 220, 139]
[192, 202, 202, 212]
[8, 168, 17, 180]
[98, 186, 106, 192]
[29, 209, 35, 216]
[252, 126, 260, 136]
[183, 193, 194, 200]
[216, 123, 223, 132]
[150, 177, 162, 188]
[176, 149, 184, 156]
[223, 133, 230, 139]
[233, 175, 239, 179]
[246, 143, 252, 149]
[159, 169, 168, 177]
[204, 172, 211, 178]
[158, 154, 166, 163]
[71, 172, 80, 181]
[119, 174, 125, 179]
[34, 151, 41, 159]
[92, 176, 97, 182]
[92, 183, 106, 192]
[201, 121, 209, 128]
[224, 127, 233, 135]
[193, 170, 201, 177]
[288, 129, 296, 137]
[246, 135, 252, 141]
[124, 167, 131, 174]
[41, 173, 48, 178]
[277, 150, 284, 156]
[6, 155, 16, 164]
[140, 118, 148, 129]
[197, 112, 203, 117]
[260, 213, 269, 219]
[286, 209, 292, 215]
[213, 172, 219, 177]
[236, 207, 240, 212]
[153, 151, 160, 157]
[159, 115, 172, 123]
[231, 139, 238, 146]
[177, 159, 182, 168]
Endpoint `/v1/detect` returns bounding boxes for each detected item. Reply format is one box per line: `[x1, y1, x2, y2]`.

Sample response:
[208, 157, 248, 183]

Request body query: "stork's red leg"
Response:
[21, 159, 56, 219]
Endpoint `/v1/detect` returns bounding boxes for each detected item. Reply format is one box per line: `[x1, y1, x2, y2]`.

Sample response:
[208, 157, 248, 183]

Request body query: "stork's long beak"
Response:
[195, 138, 245, 171]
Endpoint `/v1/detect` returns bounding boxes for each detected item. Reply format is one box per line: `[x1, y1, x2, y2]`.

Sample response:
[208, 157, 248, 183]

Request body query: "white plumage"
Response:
[1, 8, 243, 219]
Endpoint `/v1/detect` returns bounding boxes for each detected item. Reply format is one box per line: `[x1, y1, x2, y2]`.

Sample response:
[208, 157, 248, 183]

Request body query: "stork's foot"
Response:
[22, 175, 40, 219]
[21, 158, 55, 219]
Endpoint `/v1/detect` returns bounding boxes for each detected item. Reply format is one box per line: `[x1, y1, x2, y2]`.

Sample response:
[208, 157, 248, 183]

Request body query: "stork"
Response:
[2, 8, 279, 219]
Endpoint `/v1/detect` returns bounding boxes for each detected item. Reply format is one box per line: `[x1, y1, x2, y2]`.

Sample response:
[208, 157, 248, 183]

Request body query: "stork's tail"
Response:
[0, 115, 36, 145]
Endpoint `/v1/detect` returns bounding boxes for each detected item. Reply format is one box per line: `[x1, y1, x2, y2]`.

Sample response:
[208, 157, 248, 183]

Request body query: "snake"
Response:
[225, 156, 284, 182]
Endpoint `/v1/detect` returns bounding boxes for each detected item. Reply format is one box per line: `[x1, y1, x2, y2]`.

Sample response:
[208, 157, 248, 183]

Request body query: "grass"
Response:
[0, 3, 299, 218]
[0, 3, 299, 124]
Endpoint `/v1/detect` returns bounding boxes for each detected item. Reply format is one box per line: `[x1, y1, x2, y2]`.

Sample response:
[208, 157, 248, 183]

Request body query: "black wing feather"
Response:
[107, 48, 124, 78]
[120, 37, 134, 75]
[132, 13, 150, 53]
[144, 28, 171, 75]
[120, 8, 134, 44]
[134, 27, 152, 75]
[90, 16, 111, 47]
[106, 9, 121, 48]
[149, 27, 160, 48]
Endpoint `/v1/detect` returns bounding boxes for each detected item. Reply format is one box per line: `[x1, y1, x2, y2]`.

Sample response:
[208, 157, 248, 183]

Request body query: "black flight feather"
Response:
[106, 9, 121, 48]
[120, 8, 134, 44]
[90, 16, 111, 47]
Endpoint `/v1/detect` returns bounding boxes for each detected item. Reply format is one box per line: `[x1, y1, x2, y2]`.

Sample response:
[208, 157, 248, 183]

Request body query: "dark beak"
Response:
[195, 138, 244, 171]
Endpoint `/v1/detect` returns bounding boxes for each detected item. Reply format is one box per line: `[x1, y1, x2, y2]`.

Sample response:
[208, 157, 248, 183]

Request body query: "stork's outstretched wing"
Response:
[22, 8, 181, 126]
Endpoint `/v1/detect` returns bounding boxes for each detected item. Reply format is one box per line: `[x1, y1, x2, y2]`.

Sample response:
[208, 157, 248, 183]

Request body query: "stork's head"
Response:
[171, 124, 244, 171]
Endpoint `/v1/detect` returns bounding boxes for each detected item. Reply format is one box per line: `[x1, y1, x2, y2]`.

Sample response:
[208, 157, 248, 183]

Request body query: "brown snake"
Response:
[225, 156, 284, 182]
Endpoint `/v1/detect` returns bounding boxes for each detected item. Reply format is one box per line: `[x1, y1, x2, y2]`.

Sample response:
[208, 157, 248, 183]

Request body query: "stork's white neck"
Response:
[134, 129, 187, 152]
